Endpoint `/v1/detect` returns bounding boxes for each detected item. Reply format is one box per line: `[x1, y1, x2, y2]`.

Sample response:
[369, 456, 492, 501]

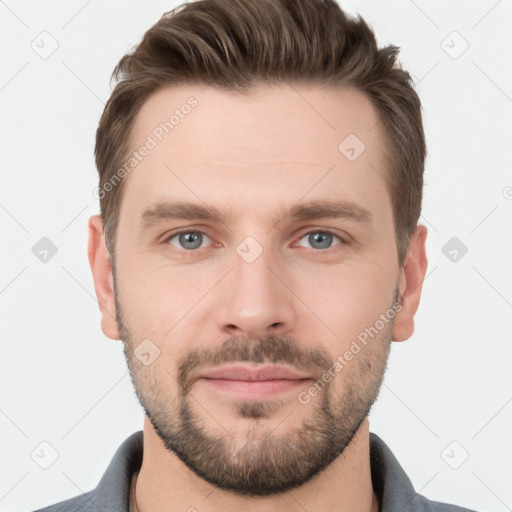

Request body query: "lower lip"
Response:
[199, 378, 312, 400]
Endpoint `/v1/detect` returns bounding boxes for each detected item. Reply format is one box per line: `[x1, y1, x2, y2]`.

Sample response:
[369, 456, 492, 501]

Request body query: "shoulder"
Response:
[369, 432, 481, 512]
[28, 489, 97, 512]
[411, 493, 480, 512]
[28, 430, 143, 512]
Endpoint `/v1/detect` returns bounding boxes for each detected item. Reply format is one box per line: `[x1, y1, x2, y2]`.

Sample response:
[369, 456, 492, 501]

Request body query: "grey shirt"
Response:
[31, 430, 478, 512]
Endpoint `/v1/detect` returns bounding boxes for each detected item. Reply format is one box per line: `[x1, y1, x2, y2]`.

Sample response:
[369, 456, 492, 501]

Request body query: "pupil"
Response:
[311, 232, 331, 249]
[181, 232, 201, 249]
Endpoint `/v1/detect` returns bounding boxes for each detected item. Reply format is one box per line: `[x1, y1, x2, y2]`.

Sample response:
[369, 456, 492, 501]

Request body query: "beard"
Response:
[114, 275, 396, 496]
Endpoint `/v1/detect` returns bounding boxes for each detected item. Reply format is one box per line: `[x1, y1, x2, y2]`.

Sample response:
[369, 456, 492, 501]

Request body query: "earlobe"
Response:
[392, 224, 428, 342]
[87, 215, 120, 340]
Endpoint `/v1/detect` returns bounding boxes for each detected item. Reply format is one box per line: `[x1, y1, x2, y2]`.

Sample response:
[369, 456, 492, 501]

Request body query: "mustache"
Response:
[177, 334, 333, 396]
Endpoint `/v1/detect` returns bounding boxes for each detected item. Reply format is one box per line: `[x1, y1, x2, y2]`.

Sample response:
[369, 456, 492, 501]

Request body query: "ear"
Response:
[392, 224, 428, 342]
[87, 215, 120, 340]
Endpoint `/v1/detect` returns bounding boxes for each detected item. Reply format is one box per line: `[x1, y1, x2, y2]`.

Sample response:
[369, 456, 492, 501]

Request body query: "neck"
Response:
[133, 416, 379, 512]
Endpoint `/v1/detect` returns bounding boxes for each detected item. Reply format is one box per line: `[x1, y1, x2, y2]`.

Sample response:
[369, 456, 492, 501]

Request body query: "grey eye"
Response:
[169, 231, 209, 250]
[297, 231, 342, 250]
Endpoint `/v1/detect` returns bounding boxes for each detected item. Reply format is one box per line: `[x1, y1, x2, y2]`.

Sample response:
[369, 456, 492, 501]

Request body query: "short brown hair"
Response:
[95, 0, 426, 267]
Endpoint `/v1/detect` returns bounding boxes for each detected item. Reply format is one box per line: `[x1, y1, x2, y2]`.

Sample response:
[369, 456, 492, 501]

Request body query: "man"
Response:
[33, 0, 479, 510]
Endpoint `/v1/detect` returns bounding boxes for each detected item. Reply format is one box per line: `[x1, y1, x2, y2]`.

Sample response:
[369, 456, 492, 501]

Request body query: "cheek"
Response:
[294, 259, 397, 343]
[116, 254, 206, 338]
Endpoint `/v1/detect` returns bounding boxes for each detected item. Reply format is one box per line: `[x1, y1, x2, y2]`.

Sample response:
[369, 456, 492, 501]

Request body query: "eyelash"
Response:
[162, 228, 347, 255]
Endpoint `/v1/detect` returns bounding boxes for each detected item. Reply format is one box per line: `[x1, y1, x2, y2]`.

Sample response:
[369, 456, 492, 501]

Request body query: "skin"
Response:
[88, 83, 428, 512]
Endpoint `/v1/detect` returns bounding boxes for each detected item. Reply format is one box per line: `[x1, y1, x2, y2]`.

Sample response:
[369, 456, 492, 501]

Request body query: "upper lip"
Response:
[199, 365, 311, 381]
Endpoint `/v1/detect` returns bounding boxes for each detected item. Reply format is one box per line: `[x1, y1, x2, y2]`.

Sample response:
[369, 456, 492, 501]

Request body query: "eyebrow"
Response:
[139, 199, 372, 230]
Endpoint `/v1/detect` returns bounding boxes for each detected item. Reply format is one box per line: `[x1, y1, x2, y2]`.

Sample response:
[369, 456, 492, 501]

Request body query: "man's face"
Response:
[111, 84, 402, 495]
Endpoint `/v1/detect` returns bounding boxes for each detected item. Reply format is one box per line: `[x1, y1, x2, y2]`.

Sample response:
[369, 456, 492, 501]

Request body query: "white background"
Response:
[1, 0, 511, 511]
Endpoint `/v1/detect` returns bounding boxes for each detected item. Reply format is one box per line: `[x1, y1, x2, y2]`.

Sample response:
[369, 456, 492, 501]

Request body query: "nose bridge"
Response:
[214, 236, 296, 337]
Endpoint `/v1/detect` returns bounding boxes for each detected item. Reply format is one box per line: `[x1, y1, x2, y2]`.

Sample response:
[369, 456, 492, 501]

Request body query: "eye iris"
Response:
[180, 232, 202, 250]
[309, 232, 332, 249]
[174, 232, 336, 251]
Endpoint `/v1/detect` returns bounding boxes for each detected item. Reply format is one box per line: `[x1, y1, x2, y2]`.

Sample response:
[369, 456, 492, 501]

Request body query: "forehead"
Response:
[120, 83, 391, 228]
[131, 83, 383, 162]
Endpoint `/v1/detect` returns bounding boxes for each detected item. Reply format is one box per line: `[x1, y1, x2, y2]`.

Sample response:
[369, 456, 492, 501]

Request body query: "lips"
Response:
[199, 365, 311, 382]
[196, 365, 313, 400]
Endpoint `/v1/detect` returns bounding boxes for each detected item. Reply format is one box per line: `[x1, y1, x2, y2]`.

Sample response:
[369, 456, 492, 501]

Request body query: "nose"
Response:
[213, 243, 297, 339]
